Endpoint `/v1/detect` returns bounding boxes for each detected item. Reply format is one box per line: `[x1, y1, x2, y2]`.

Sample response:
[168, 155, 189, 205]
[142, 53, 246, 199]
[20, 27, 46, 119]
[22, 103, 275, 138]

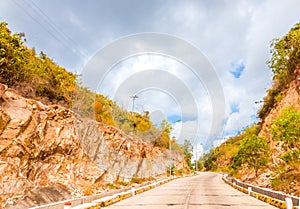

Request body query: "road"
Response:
[106, 172, 277, 209]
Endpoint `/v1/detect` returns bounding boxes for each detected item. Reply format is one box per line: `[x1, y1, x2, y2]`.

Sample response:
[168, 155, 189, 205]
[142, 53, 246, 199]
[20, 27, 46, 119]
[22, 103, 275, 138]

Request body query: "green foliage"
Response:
[269, 22, 300, 82]
[233, 135, 269, 176]
[271, 107, 300, 150]
[197, 159, 204, 171]
[259, 22, 300, 120]
[0, 21, 183, 150]
[153, 120, 173, 149]
[271, 165, 300, 194]
[281, 150, 300, 163]
[0, 21, 77, 106]
[166, 164, 175, 176]
[181, 139, 193, 169]
[130, 177, 144, 184]
[72, 86, 96, 117]
[115, 181, 129, 187]
[94, 94, 115, 125]
[201, 149, 218, 171]
[160, 119, 173, 134]
[271, 107, 300, 189]
[258, 88, 280, 119]
[199, 124, 263, 174]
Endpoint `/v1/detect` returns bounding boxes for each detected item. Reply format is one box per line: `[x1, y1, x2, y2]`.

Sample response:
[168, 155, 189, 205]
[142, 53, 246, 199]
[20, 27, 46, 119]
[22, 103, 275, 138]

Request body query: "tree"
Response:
[233, 135, 269, 177]
[268, 22, 300, 81]
[200, 148, 219, 171]
[259, 22, 300, 120]
[160, 119, 172, 134]
[271, 107, 300, 150]
[181, 139, 193, 169]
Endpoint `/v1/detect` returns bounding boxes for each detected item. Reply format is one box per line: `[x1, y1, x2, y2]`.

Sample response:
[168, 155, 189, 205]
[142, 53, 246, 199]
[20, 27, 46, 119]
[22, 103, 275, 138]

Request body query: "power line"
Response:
[27, 0, 88, 58]
[12, 0, 88, 60]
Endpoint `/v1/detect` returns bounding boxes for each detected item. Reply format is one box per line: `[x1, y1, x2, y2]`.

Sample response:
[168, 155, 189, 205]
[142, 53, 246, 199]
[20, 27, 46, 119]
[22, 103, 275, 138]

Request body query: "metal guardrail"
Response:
[226, 176, 300, 207]
[28, 177, 175, 209]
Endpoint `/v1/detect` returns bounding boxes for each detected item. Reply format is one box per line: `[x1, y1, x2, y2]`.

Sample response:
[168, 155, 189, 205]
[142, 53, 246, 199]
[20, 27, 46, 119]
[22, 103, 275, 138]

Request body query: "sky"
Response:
[1, 0, 300, 154]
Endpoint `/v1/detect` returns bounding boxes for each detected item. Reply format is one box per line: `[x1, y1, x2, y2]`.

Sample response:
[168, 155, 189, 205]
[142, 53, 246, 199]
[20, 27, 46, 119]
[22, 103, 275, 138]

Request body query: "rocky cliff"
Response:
[259, 65, 300, 167]
[260, 65, 300, 140]
[254, 65, 300, 192]
[0, 84, 187, 209]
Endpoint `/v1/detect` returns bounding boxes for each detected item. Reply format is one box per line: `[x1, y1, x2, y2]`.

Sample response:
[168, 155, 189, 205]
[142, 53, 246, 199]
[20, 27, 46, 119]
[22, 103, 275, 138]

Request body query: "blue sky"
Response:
[1, 0, 300, 151]
[230, 61, 245, 79]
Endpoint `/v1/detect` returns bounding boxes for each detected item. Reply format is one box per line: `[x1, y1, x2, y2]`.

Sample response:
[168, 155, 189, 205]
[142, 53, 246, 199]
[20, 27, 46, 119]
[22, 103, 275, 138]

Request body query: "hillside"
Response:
[201, 22, 300, 195]
[0, 22, 191, 208]
[0, 83, 189, 209]
[0, 21, 177, 150]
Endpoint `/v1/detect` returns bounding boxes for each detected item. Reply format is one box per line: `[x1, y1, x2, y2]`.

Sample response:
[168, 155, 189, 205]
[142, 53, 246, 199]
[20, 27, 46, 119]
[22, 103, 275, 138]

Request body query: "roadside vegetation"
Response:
[0, 21, 193, 168]
[200, 22, 300, 194]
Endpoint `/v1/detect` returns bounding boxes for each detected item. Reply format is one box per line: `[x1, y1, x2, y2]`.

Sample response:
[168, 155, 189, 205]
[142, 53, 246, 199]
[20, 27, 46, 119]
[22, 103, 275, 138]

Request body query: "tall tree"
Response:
[181, 139, 193, 169]
[234, 135, 269, 177]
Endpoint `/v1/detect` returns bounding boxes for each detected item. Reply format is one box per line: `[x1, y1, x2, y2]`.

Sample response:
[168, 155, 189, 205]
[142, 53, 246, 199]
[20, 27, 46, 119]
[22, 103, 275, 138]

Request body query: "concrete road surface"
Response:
[106, 172, 277, 209]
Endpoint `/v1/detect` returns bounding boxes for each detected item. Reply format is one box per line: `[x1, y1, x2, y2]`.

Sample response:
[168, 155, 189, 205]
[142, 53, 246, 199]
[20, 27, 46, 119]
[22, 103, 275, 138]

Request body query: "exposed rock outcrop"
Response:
[0, 84, 103, 208]
[75, 118, 186, 183]
[0, 84, 188, 208]
[256, 66, 300, 190]
[259, 66, 300, 159]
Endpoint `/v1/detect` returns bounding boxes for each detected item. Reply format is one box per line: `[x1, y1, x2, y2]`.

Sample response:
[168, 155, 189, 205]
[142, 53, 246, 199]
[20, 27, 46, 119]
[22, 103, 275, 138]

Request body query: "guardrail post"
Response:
[64, 202, 72, 209]
[284, 194, 293, 209]
[248, 186, 252, 195]
[131, 185, 136, 196]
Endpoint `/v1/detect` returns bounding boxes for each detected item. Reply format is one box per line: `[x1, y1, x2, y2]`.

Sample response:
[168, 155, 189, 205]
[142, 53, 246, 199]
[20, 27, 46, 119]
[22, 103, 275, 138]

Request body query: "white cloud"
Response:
[2, 0, 300, 150]
[213, 138, 226, 148]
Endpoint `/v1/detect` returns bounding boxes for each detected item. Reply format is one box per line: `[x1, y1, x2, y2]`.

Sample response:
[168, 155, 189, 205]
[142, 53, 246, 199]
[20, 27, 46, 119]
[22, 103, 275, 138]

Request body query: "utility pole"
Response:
[130, 95, 138, 134]
[130, 95, 138, 112]
[169, 139, 171, 176]
[169, 136, 175, 176]
[195, 144, 197, 172]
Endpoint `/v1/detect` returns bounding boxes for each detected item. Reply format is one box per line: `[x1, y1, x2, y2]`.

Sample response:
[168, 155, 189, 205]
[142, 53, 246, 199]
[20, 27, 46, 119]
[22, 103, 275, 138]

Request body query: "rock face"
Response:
[259, 67, 300, 160]
[256, 66, 300, 189]
[75, 119, 185, 183]
[0, 84, 102, 208]
[0, 84, 187, 208]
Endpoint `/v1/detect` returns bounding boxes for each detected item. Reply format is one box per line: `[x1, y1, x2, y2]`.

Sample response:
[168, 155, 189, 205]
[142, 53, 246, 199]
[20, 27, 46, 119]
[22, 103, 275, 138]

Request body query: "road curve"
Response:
[106, 172, 277, 209]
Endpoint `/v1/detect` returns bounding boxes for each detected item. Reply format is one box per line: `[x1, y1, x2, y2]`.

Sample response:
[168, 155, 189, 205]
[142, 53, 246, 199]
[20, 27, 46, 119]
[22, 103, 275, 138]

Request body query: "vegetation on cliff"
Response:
[258, 22, 300, 120]
[0, 21, 193, 208]
[0, 21, 185, 153]
[201, 22, 300, 195]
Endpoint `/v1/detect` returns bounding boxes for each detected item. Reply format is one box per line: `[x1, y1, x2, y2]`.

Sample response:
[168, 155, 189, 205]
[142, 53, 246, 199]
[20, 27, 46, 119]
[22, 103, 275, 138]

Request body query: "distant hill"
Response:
[201, 22, 300, 196]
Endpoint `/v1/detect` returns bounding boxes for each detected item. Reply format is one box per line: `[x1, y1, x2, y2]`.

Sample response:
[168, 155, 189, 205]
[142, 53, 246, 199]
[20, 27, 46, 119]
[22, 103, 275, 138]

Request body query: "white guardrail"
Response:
[29, 177, 175, 209]
[222, 174, 300, 209]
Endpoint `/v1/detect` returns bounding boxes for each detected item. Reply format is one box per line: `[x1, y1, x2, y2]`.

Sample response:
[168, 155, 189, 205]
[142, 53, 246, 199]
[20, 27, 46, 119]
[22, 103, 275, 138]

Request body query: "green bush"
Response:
[259, 22, 300, 120]
[0, 21, 182, 150]
[131, 177, 144, 184]
[233, 135, 269, 177]
[271, 107, 300, 150]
